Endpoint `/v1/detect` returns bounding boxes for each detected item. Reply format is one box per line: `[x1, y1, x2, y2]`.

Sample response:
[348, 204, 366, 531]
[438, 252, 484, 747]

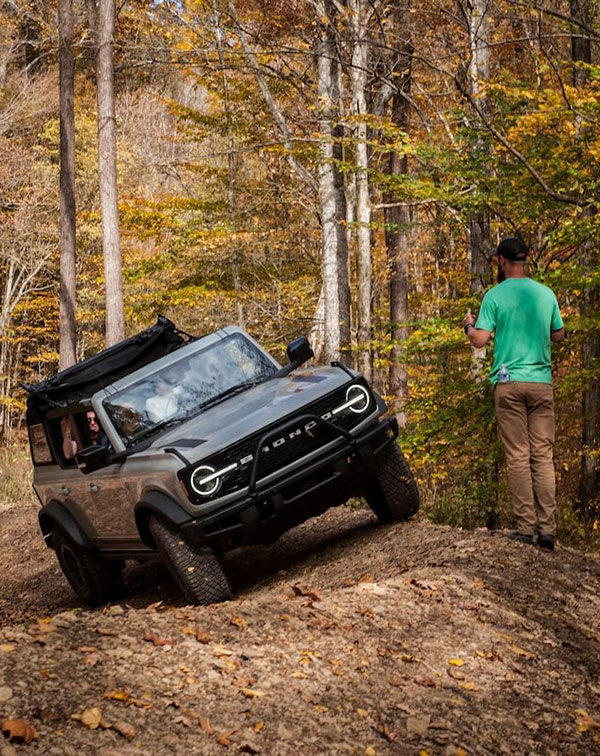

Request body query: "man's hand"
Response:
[463, 308, 475, 327]
[463, 308, 491, 348]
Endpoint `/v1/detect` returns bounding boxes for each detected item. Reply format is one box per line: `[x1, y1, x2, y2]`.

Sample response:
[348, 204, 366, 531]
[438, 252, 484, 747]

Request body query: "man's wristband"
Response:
[464, 323, 475, 335]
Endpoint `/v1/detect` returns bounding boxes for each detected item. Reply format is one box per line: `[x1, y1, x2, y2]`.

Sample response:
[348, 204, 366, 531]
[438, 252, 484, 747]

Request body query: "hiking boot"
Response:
[507, 531, 533, 545]
[537, 534, 555, 551]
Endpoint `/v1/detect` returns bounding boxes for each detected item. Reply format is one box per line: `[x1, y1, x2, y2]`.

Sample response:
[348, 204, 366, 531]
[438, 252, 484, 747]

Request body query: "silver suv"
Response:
[25, 317, 419, 606]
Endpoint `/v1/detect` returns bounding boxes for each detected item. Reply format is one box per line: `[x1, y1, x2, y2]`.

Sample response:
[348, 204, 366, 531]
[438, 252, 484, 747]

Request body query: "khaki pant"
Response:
[494, 382, 556, 537]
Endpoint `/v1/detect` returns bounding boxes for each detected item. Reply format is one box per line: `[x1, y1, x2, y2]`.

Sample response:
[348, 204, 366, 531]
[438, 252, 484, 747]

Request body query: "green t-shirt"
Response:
[475, 278, 564, 385]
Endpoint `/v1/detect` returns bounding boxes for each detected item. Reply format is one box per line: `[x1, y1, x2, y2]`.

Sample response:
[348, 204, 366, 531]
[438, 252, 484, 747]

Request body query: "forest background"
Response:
[0, 0, 599, 546]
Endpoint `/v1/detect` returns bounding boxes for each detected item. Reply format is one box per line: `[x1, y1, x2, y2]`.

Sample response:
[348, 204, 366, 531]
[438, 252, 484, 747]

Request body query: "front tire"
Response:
[53, 527, 124, 606]
[148, 515, 231, 605]
[365, 442, 420, 523]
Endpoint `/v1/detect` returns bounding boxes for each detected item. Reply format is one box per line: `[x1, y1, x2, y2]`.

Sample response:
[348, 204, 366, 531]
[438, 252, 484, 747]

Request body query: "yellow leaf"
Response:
[457, 749, 468, 756]
[0, 644, 15, 653]
[448, 658, 465, 666]
[508, 645, 536, 659]
[254, 721, 264, 733]
[103, 690, 129, 701]
[365, 748, 378, 756]
[574, 709, 600, 733]
[240, 688, 266, 698]
[313, 704, 329, 713]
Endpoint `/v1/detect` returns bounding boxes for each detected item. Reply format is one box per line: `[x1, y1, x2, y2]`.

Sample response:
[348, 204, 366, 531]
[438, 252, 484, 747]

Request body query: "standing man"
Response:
[463, 237, 565, 550]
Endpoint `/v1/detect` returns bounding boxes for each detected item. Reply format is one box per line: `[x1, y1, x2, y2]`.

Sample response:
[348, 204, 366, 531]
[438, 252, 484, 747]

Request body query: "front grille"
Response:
[184, 381, 372, 502]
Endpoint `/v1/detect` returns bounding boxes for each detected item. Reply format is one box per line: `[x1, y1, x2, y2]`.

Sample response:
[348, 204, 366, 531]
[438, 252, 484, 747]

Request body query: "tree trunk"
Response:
[58, 0, 77, 370]
[213, 0, 244, 328]
[350, 0, 372, 380]
[315, 0, 350, 363]
[571, 0, 600, 516]
[89, 0, 124, 346]
[467, 0, 492, 376]
[379, 2, 413, 425]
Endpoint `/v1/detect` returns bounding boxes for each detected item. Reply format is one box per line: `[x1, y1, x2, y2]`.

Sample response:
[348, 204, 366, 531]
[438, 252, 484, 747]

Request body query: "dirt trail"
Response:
[1, 500, 600, 755]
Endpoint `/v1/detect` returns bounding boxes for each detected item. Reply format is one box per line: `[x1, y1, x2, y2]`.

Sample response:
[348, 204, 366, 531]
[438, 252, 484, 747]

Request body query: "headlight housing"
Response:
[190, 464, 229, 497]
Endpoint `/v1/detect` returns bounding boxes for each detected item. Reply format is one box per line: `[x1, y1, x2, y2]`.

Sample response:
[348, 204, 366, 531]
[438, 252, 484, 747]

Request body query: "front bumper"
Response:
[180, 416, 398, 550]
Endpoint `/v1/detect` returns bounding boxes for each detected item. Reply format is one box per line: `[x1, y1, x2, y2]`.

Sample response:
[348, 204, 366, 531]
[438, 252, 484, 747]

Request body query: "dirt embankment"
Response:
[1, 500, 600, 755]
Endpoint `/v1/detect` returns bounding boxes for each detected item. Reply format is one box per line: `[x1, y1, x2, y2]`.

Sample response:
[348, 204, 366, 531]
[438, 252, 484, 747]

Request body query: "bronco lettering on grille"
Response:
[238, 413, 333, 467]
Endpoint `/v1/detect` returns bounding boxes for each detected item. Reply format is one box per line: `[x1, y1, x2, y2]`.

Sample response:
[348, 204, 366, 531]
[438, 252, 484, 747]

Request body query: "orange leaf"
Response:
[1, 718, 38, 743]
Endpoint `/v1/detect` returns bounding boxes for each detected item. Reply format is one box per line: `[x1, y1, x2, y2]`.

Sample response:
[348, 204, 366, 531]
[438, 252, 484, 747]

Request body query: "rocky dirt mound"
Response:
[1, 502, 600, 755]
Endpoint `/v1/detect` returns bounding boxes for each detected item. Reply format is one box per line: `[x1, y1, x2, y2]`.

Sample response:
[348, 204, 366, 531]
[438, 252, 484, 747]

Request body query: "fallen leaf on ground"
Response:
[103, 690, 130, 702]
[145, 601, 164, 612]
[217, 729, 236, 747]
[253, 721, 264, 733]
[72, 707, 110, 730]
[448, 658, 465, 666]
[199, 715, 214, 734]
[406, 716, 430, 736]
[0, 644, 15, 652]
[194, 626, 211, 643]
[292, 583, 322, 602]
[112, 720, 136, 740]
[143, 632, 173, 647]
[459, 681, 477, 691]
[574, 709, 600, 733]
[239, 741, 261, 754]
[508, 645, 536, 659]
[1, 718, 38, 743]
[230, 615, 247, 628]
[212, 644, 233, 657]
[240, 688, 266, 698]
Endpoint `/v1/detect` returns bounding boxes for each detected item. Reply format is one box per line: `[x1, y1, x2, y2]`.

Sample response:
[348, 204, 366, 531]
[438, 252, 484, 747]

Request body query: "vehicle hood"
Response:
[150, 366, 355, 464]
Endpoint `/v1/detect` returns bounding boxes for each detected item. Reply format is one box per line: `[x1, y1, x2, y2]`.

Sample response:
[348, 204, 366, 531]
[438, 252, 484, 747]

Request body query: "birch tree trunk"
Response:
[213, 0, 244, 327]
[571, 0, 600, 517]
[315, 0, 350, 363]
[467, 0, 492, 376]
[350, 0, 372, 380]
[58, 0, 77, 369]
[88, 0, 124, 346]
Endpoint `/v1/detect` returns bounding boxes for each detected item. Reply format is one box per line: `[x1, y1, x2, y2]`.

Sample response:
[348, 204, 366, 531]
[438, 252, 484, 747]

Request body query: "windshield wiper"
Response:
[199, 380, 259, 411]
[130, 417, 184, 444]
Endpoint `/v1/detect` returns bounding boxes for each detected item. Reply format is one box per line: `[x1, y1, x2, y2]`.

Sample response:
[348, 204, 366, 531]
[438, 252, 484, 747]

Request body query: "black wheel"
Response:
[364, 442, 420, 523]
[148, 515, 231, 605]
[53, 527, 124, 606]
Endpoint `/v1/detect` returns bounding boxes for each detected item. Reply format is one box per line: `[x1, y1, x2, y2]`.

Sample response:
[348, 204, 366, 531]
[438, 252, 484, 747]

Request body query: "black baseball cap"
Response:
[495, 237, 528, 261]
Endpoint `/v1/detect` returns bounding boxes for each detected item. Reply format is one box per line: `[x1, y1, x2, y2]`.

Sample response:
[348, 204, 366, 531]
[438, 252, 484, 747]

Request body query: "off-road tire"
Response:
[53, 527, 124, 606]
[148, 515, 231, 605]
[364, 442, 420, 523]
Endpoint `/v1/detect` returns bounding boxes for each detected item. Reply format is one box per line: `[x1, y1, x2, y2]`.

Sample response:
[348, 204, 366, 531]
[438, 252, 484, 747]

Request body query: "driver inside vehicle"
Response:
[62, 410, 110, 460]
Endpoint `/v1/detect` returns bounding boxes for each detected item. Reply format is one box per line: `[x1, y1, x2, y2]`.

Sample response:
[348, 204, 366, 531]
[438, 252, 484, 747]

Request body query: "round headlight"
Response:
[190, 464, 221, 497]
[346, 384, 370, 413]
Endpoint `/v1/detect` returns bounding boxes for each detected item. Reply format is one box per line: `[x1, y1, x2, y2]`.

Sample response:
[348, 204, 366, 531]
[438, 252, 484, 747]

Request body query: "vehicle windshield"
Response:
[103, 333, 277, 445]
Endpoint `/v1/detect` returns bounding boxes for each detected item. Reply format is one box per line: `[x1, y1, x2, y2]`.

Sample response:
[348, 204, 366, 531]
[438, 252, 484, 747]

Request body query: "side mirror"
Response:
[76, 444, 110, 474]
[286, 337, 314, 366]
[273, 337, 314, 379]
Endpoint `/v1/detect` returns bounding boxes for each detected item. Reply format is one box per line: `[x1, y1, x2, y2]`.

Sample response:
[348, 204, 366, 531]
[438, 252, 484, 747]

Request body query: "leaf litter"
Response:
[0, 508, 599, 754]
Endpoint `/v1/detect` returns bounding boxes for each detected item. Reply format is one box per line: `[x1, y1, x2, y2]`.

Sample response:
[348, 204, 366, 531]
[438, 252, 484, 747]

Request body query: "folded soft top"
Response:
[24, 316, 195, 419]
